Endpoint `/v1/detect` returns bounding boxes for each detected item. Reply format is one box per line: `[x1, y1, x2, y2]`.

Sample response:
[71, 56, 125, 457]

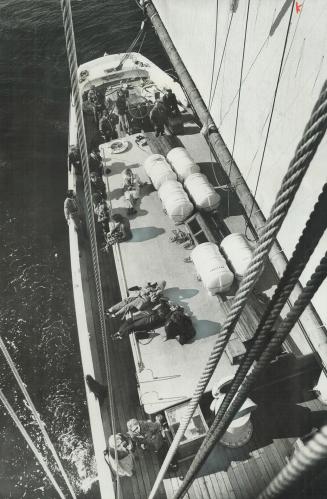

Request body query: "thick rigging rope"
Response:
[258, 424, 327, 498]
[59, 0, 120, 495]
[0, 337, 76, 498]
[0, 388, 66, 499]
[175, 251, 327, 498]
[199, 181, 327, 442]
[173, 208, 327, 497]
[245, 0, 295, 235]
[148, 74, 327, 498]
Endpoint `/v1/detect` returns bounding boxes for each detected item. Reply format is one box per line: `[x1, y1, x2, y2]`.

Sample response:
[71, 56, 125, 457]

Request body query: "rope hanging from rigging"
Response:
[0, 337, 76, 498]
[196, 181, 327, 448]
[59, 0, 120, 496]
[148, 73, 327, 499]
[0, 388, 66, 499]
[173, 199, 327, 497]
[258, 424, 327, 498]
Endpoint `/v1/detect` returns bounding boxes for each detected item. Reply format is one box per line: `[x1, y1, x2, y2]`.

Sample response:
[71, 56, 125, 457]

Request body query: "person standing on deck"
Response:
[150, 98, 168, 137]
[127, 418, 178, 471]
[90, 171, 106, 198]
[116, 89, 130, 135]
[68, 145, 82, 175]
[99, 109, 117, 142]
[162, 88, 180, 116]
[64, 190, 81, 233]
[88, 148, 107, 176]
[87, 84, 103, 123]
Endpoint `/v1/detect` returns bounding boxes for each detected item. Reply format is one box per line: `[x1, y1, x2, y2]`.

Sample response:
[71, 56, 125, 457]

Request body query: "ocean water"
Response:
[0, 1, 168, 497]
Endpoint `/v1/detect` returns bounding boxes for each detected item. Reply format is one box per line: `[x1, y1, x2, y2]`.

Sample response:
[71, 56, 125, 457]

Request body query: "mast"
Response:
[142, 0, 327, 393]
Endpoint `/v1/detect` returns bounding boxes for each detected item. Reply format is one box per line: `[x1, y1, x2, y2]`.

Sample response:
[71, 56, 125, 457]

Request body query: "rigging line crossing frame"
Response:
[203, 181, 327, 452]
[258, 423, 327, 498]
[246, 0, 295, 233]
[175, 251, 327, 498]
[0, 337, 76, 498]
[227, 0, 251, 217]
[173, 194, 327, 497]
[208, 10, 234, 111]
[146, 71, 327, 499]
[207, 0, 219, 113]
[59, 1, 120, 497]
[0, 388, 66, 499]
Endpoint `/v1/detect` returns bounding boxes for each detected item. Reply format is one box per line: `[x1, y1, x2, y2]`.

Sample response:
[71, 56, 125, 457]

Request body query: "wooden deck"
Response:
[75, 112, 327, 498]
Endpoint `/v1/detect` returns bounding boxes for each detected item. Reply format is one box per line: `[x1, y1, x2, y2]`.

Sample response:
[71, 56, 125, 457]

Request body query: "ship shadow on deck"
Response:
[130, 226, 165, 242]
[191, 318, 222, 340]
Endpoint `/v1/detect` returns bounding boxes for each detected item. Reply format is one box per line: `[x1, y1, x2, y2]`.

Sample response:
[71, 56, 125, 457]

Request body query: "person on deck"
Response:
[68, 145, 82, 175]
[162, 88, 180, 116]
[88, 148, 104, 177]
[164, 305, 196, 345]
[87, 84, 103, 123]
[64, 190, 81, 233]
[116, 89, 130, 134]
[113, 300, 171, 340]
[90, 171, 106, 198]
[150, 98, 168, 137]
[99, 109, 117, 142]
[106, 281, 166, 318]
[127, 418, 178, 470]
[104, 433, 135, 477]
[122, 168, 142, 215]
[94, 197, 110, 234]
[104, 213, 129, 250]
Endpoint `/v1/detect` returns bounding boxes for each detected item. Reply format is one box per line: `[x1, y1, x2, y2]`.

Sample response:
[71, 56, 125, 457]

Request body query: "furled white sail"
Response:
[154, 0, 327, 325]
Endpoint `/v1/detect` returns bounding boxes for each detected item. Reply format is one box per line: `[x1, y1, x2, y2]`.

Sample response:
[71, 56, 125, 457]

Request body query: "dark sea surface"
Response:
[0, 1, 168, 497]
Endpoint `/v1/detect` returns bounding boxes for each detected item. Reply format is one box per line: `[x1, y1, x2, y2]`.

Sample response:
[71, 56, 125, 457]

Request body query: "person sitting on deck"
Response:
[90, 171, 106, 198]
[104, 213, 129, 250]
[164, 304, 196, 345]
[99, 109, 118, 142]
[94, 196, 110, 235]
[89, 148, 104, 177]
[122, 168, 142, 216]
[127, 417, 178, 470]
[150, 98, 168, 137]
[68, 145, 82, 175]
[64, 190, 81, 233]
[116, 89, 130, 135]
[104, 433, 135, 477]
[106, 281, 166, 318]
[113, 300, 171, 340]
[162, 88, 180, 117]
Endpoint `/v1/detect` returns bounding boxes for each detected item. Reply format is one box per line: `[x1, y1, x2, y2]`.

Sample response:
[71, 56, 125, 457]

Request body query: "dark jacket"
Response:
[165, 310, 196, 344]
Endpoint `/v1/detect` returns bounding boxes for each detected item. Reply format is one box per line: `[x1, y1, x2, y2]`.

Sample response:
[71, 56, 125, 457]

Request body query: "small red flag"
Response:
[296, 2, 302, 14]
